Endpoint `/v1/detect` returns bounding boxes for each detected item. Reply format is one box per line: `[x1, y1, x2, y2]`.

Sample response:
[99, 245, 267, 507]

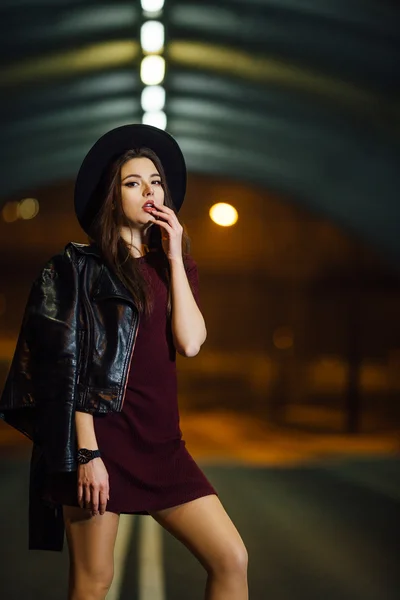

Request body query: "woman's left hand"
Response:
[150, 204, 183, 262]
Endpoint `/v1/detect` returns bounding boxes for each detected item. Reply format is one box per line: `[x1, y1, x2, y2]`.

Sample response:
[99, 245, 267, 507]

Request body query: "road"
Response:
[0, 450, 399, 600]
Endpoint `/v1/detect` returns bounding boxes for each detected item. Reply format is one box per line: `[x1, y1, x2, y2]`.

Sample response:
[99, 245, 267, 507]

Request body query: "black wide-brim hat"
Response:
[74, 124, 187, 234]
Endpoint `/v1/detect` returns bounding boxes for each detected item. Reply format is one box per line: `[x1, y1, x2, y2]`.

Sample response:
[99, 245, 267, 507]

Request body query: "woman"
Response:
[0, 124, 248, 600]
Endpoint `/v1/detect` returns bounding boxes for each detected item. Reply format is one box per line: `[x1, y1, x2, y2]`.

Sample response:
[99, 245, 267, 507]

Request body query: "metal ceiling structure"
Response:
[0, 0, 399, 263]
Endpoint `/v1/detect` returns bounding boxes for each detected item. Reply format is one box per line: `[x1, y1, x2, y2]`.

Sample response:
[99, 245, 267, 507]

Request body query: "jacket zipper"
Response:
[76, 329, 85, 385]
[81, 292, 93, 393]
[120, 312, 140, 410]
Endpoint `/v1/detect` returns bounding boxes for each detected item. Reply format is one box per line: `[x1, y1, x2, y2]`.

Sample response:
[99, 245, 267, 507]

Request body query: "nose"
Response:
[143, 183, 154, 197]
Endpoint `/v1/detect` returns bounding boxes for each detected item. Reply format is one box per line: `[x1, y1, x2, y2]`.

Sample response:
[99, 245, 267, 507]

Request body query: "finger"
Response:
[77, 482, 83, 507]
[151, 208, 180, 225]
[153, 211, 180, 227]
[154, 220, 173, 235]
[84, 484, 91, 509]
[151, 211, 175, 227]
[153, 204, 174, 215]
[99, 489, 108, 515]
[91, 486, 99, 515]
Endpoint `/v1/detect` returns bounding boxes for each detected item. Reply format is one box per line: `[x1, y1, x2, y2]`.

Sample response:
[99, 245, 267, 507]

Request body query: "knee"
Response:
[211, 540, 248, 578]
[71, 565, 114, 600]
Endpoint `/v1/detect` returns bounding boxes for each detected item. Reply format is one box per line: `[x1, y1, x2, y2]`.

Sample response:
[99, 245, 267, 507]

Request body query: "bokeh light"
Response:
[18, 198, 40, 220]
[141, 0, 165, 13]
[142, 110, 167, 129]
[1, 201, 19, 223]
[141, 85, 166, 112]
[140, 21, 164, 54]
[209, 202, 239, 227]
[140, 55, 165, 85]
[273, 326, 294, 350]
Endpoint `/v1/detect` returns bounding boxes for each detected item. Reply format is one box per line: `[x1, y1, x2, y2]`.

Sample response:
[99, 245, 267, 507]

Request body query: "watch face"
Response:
[77, 449, 92, 464]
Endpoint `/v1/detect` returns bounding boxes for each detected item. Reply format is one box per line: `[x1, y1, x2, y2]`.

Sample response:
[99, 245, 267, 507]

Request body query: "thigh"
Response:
[63, 505, 120, 576]
[149, 494, 247, 572]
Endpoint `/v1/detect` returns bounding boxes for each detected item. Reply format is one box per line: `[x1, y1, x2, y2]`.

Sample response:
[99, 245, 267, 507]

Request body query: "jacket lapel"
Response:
[72, 242, 135, 306]
[92, 264, 135, 306]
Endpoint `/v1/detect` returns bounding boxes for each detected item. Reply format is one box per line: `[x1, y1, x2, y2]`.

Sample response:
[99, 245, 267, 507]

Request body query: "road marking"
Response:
[139, 517, 166, 600]
[106, 514, 136, 600]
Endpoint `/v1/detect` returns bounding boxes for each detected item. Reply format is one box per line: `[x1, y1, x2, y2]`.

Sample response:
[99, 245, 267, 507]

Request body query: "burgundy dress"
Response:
[43, 250, 218, 514]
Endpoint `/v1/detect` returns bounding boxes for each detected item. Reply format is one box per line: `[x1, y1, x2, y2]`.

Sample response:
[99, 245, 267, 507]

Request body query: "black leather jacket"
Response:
[0, 241, 142, 551]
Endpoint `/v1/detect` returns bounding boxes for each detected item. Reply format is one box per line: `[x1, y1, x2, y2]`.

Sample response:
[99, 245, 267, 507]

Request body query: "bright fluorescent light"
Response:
[141, 0, 165, 13]
[141, 85, 166, 111]
[142, 111, 167, 130]
[140, 55, 165, 85]
[141, 21, 164, 54]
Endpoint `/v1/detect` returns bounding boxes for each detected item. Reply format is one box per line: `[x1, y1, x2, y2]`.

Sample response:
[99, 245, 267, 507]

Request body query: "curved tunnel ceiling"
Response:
[0, 0, 399, 263]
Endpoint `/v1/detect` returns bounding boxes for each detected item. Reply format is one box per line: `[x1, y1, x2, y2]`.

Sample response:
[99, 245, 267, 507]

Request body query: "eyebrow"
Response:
[122, 173, 161, 181]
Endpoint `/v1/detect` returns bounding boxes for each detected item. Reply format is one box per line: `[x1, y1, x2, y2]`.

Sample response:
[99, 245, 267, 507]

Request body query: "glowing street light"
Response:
[140, 55, 165, 85]
[209, 203, 238, 227]
[141, 21, 165, 54]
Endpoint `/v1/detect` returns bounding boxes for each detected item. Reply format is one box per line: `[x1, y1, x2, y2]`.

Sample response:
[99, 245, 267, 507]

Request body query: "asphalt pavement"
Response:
[0, 454, 399, 600]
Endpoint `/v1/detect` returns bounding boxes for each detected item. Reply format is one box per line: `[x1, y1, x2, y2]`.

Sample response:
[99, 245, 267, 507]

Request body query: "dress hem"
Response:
[60, 489, 219, 516]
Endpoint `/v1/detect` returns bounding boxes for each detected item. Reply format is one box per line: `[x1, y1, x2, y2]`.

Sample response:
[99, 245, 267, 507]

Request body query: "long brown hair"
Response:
[87, 147, 191, 317]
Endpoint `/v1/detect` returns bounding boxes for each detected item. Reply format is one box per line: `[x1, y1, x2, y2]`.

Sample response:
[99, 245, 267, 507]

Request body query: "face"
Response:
[119, 157, 165, 227]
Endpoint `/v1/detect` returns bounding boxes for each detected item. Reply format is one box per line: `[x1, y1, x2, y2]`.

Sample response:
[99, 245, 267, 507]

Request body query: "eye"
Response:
[152, 180, 162, 185]
[125, 181, 138, 187]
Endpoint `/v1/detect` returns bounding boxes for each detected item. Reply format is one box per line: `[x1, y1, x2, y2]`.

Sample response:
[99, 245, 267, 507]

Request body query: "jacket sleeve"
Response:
[0, 245, 80, 472]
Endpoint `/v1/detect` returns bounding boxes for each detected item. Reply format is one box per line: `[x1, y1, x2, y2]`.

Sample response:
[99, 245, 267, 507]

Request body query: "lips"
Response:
[142, 201, 155, 210]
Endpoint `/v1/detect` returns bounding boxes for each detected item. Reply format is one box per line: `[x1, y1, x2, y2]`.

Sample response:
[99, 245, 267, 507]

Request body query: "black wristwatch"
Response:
[77, 448, 101, 464]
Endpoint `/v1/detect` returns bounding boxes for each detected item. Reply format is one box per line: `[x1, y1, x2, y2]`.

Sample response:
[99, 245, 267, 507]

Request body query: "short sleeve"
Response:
[184, 255, 201, 310]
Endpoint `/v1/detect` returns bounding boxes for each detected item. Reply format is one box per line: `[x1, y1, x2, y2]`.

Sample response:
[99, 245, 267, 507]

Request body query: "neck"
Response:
[119, 224, 153, 258]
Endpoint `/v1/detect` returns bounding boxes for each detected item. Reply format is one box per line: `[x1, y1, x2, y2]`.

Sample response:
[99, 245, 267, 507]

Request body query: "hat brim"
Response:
[74, 124, 187, 234]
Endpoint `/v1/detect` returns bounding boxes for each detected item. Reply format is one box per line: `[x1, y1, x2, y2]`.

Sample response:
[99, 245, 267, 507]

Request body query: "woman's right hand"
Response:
[77, 457, 109, 516]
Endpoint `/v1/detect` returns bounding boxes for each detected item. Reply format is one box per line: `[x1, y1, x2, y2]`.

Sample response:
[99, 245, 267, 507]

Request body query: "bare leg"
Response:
[149, 494, 248, 600]
[63, 505, 120, 600]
